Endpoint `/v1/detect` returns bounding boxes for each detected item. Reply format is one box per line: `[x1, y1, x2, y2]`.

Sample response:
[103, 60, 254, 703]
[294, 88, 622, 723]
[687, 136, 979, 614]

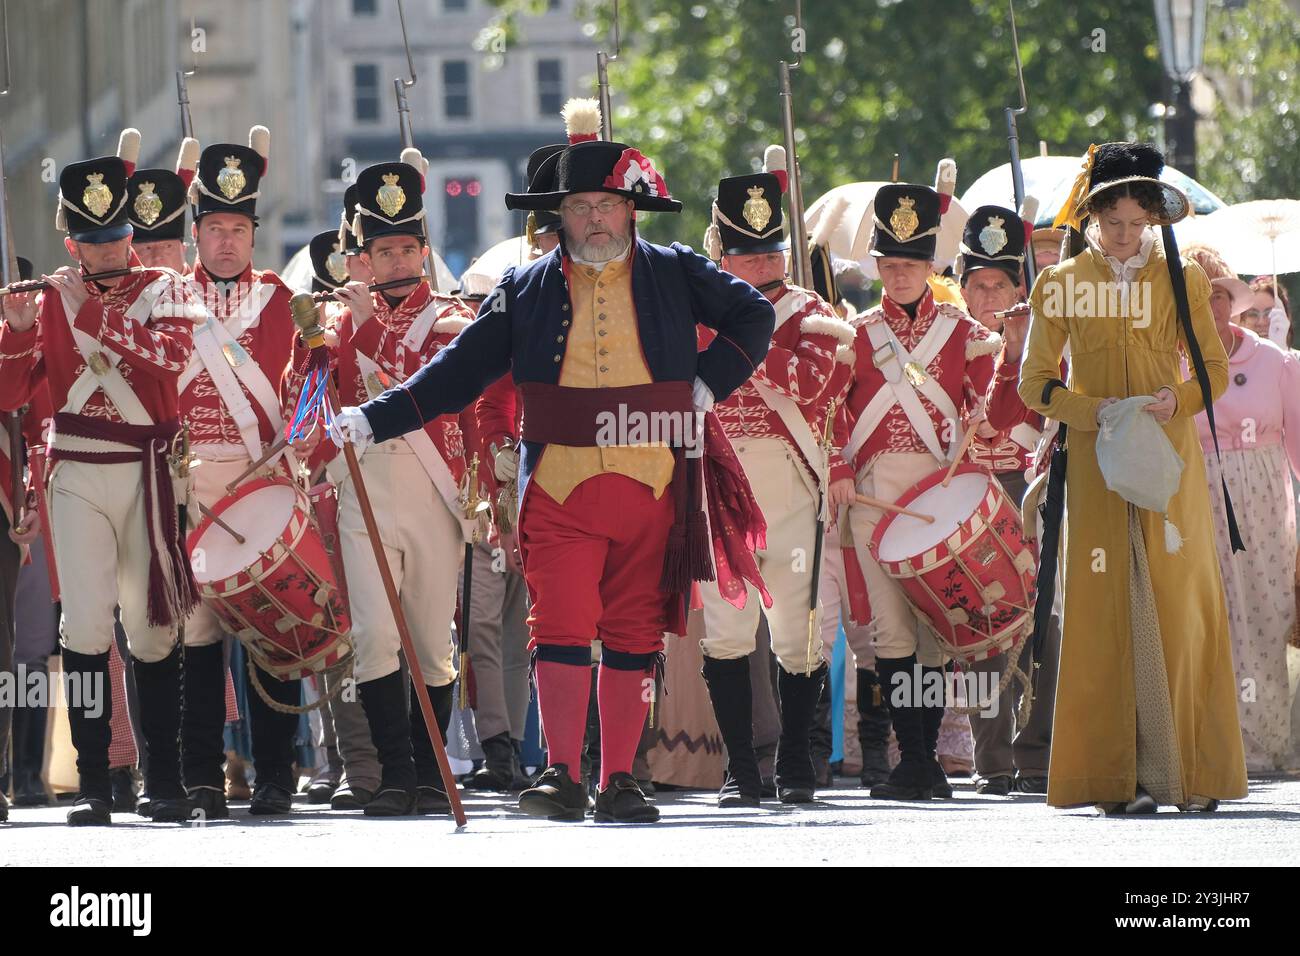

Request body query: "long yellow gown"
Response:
[1018, 233, 1248, 807]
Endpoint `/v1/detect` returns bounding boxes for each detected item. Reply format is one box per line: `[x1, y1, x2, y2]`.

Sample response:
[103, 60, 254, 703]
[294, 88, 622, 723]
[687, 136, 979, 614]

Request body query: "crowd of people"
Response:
[1, 98, 1297, 829]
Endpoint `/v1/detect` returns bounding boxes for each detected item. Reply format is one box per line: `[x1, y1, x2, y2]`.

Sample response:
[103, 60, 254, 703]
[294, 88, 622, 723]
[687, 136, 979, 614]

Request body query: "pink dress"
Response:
[1195, 326, 1300, 771]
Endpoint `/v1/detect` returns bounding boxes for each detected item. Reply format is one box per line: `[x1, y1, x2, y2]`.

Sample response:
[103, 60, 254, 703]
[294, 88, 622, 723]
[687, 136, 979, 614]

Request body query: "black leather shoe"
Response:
[149, 796, 195, 824]
[930, 760, 954, 799]
[0, 791, 8, 822]
[330, 786, 374, 810]
[363, 787, 417, 816]
[1013, 774, 1048, 794]
[518, 764, 587, 821]
[976, 774, 1013, 796]
[248, 782, 293, 815]
[870, 759, 934, 801]
[718, 774, 761, 808]
[306, 771, 339, 804]
[778, 784, 816, 804]
[67, 797, 113, 826]
[594, 772, 660, 823]
[417, 785, 451, 815]
[187, 787, 230, 820]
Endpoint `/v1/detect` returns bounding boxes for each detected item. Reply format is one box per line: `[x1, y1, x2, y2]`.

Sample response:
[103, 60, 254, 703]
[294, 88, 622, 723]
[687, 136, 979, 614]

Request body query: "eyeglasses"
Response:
[560, 198, 628, 217]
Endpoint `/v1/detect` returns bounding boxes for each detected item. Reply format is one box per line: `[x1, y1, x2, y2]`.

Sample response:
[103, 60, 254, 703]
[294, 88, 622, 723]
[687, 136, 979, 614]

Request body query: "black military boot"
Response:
[465, 732, 517, 792]
[921, 664, 953, 799]
[12, 687, 51, 807]
[856, 667, 893, 787]
[700, 655, 763, 808]
[63, 649, 114, 826]
[247, 661, 299, 815]
[410, 680, 454, 814]
[870, 656, 933, 801]
[132, 645, 193, 823]
[358, 670, 417, 816]
[181, 641, 228, 817]
[775, 662, 827, 804]
[810, 675, 835, 788]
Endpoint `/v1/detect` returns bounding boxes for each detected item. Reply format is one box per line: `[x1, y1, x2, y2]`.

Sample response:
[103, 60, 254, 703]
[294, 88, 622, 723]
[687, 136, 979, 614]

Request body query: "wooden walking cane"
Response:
[290, 293, 467, 827]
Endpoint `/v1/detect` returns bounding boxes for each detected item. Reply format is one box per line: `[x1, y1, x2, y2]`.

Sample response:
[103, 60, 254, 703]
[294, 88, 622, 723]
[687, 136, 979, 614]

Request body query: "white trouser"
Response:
[338, 442, 463, 686]
[846, 451, 948, 666]
[699, 438, 823, 675]
[50, 457, 177, 662]
[816, 524, 876, 668]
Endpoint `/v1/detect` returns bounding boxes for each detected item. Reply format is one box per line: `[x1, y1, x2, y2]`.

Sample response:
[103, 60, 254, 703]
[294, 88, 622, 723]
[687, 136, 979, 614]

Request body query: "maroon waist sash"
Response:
[49, 413, 199, 629]
[517, 381, 772, 613]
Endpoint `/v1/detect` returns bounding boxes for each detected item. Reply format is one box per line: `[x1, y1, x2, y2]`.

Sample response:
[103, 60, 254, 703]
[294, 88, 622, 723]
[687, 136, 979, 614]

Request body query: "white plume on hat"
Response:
[933, 157, 957, 196]
[811, 195, 847, 249]
[763, 144, 786, 175]
[248, 125, 270, 172]
[561, 97, 602, 142]
[1019, 194, 1040, 226]
[118, 128, 141, 176]
[176, 137, 200, 190]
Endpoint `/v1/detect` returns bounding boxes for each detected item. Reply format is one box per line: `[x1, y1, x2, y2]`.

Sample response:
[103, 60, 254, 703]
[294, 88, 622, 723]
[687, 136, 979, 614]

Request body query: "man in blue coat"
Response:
[332, 138, 774, 824]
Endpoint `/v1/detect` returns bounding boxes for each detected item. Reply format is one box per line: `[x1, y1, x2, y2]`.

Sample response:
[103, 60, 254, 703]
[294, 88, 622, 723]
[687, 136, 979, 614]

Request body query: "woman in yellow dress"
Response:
[1018, 142, 1248, 814]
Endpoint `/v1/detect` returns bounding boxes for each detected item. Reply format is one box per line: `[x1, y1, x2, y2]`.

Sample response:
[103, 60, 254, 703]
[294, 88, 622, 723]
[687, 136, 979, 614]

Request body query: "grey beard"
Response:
[570, 232, 632, 265]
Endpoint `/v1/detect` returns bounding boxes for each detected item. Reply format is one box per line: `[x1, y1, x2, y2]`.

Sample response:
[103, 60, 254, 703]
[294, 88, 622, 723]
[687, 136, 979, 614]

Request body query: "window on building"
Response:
[354, 63, 380, 123]
[353, 0, 377, 15]
[443, 61, 471, 119]
[443, 0, 469, 11]
[537, 59, 563, 117]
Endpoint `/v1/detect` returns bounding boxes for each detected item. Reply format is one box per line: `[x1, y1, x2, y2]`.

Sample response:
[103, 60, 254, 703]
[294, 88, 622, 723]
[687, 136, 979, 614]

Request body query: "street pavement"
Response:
[4, 774, 1297, 867]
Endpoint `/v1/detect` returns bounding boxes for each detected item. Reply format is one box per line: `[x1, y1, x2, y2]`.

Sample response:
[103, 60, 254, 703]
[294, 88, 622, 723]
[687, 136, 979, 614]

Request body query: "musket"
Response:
[1004, 0, 1037, 292]
[392, 0, 440, 292]
[803, 394, 837, 676]
[778, 0, 811, 289]
[596, 1, 620, 140]
[175, 70, 194, 140]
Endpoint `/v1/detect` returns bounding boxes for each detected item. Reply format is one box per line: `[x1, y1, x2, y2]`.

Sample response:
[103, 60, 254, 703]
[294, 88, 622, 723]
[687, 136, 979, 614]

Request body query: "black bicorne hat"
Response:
[505, 140, 681, 214]
[958, 204, 1027, 283]
[869, 184, 942, 260]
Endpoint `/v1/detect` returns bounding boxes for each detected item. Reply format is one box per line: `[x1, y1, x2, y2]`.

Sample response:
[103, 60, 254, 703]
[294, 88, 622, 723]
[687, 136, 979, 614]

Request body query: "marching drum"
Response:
[869, 465, 1036, 663]
[187, 476, 352, 682]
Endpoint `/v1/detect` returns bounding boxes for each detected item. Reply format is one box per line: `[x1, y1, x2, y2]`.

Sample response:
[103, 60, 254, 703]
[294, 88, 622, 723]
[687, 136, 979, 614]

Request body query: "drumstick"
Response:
[225, 437, 289, 493]
[855, 493, 935, 523]
[942, 419, 981, 487]
[199, 503, 247, 545]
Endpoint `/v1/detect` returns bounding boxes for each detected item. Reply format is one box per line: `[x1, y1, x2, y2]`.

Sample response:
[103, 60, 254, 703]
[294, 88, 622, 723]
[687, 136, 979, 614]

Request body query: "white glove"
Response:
[1267, 306, 1290, 348]
[330, 406, 375, 455]
[492, 442, 519, 482]
[692, 376, 715, 413]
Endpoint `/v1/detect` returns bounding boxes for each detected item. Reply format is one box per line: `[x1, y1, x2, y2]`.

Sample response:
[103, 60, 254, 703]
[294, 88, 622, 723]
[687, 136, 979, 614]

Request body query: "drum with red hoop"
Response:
[868, 465, 1036, 662]
[187, 476, 351, 680]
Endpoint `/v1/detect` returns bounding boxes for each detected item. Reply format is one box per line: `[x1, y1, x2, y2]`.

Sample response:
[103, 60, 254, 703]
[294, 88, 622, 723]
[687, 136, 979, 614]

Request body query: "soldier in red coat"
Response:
[0, 151, 201, 826]
[839, 184, 1000, 801]
[179, 128, 306, 818]
[696, 168, 856, 807]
